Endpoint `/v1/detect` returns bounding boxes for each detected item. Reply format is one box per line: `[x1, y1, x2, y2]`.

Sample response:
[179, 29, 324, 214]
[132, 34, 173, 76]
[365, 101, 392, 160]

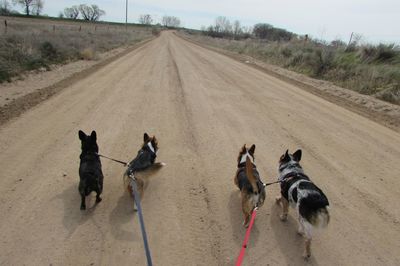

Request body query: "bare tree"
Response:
[78, 4, 105, 21]
[215, 16, 231, 34]
[13, 0, 34, 15]
[233, 20, 242, 38]
[78, 4, 92, 20]
[90, 5, 105, 21]
[32, 0, 43, 16]
[161, 15, 180, 28]
[139, 14, 152, 25]
[64, 5, 79, 19]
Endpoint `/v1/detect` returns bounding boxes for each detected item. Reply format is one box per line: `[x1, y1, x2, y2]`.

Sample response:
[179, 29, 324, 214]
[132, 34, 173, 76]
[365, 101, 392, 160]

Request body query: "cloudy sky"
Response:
[35, 0, 400, 43]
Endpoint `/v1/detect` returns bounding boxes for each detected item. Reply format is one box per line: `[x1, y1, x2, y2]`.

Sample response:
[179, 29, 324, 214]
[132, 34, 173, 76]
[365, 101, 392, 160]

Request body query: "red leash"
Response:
[236, 207, 258, 266]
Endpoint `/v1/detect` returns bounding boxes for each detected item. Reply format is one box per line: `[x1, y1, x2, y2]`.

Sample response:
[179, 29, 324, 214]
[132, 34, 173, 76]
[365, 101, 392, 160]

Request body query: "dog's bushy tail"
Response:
[314, 207, 330, 228]
[245, 157, 258, 194]
[300, 194, 330, 228]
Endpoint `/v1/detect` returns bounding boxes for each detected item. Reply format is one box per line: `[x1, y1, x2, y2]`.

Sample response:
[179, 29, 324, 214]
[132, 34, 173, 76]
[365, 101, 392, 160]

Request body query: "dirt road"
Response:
[1, 31, 399, 265]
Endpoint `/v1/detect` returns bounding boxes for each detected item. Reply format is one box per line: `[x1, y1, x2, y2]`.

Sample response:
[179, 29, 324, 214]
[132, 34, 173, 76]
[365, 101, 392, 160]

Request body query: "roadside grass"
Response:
[183, 33, 400, 105]
[0, 16, 155, 83]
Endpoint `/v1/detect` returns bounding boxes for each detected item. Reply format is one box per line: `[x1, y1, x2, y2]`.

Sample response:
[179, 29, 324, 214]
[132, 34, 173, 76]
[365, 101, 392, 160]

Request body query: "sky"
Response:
[26, 0, 400, 44]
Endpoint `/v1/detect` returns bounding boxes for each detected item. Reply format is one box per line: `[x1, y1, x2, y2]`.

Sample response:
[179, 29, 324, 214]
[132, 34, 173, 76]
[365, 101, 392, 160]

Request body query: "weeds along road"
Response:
[0, 31, 399, 265]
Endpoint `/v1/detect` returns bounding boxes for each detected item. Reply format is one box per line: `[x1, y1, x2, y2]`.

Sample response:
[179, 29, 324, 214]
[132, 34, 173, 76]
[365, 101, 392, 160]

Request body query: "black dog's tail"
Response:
[300, 193, 330, 228]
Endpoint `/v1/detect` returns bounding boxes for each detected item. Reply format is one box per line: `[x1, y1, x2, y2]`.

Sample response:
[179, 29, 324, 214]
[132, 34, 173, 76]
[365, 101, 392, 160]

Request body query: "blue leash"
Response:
[130, 177, 153, 266]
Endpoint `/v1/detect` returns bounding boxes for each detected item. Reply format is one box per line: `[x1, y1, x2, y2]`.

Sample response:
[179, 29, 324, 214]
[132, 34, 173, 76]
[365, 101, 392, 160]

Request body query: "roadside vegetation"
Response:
[184, 17, 400, 104]
[0, 1, 172, 83]
[0, 17, 154, 83]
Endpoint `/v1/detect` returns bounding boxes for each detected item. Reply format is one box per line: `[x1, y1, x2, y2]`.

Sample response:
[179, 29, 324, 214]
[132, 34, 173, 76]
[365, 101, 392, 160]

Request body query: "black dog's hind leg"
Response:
[80, 195, 86, 210]
[95, 192, 102, 203]
[95, 187, 102, 204]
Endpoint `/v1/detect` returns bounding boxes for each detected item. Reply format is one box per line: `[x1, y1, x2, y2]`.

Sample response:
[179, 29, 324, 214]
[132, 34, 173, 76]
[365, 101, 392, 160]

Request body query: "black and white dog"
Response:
[123, 133, 165, 208]
[276, 149, 330, 259]
[78, 130, 104, 210]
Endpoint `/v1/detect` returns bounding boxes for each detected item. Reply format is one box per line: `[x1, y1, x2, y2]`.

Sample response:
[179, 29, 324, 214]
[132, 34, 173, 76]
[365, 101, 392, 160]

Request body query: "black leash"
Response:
[130, 176, 153, 266]
[263, 180, 282, 187]
[263, 174, 299, 187]
[97, 153, 128, 166]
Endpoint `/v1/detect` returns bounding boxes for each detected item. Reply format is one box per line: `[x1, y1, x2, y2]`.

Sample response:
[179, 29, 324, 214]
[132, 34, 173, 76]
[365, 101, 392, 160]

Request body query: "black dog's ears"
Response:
[293, 149, 302, 162]
[90, 131, 97, 141]
[249, 144, 256, 155]
[144, 133, 150, 142]
[281, 149, 290, 162]
[78, 130, 86, 141]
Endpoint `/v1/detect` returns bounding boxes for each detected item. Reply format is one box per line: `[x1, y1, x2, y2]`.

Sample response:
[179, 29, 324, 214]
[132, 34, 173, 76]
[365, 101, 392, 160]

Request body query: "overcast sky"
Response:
[37, 0, 399, 43]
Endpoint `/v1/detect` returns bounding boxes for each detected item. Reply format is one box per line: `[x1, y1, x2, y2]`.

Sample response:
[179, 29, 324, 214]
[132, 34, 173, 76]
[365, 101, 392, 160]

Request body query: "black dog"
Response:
[78, 130, 103, 210]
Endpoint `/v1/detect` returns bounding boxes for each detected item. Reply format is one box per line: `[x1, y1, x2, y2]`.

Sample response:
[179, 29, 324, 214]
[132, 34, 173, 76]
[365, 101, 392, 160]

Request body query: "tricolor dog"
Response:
[123, 133, 165, 209]
[234, 144, 266, 227]
[276, 149, 330, 259]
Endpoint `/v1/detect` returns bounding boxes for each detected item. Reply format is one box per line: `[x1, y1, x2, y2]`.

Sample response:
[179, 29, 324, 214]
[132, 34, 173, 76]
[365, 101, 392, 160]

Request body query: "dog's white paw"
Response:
[160, 162, 167, 166]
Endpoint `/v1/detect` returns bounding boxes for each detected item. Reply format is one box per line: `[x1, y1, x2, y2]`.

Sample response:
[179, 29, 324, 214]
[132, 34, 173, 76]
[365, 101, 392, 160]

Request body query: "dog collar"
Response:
[147, 141, 155, 154]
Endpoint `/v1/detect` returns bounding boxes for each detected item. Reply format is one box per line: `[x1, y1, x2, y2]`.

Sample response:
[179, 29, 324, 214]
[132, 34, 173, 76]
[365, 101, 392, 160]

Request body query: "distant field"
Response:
[0, 16, 156, 82]
[182, 31, 400, 105]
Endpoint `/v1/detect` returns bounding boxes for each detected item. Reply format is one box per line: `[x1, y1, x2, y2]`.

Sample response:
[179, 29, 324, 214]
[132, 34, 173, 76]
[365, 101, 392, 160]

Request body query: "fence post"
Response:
[4, 20, 7, 34]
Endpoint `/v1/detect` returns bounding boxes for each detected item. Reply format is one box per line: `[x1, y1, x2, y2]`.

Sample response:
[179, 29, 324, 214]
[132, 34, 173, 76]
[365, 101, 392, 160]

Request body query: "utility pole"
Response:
[125, 0, 128, 30]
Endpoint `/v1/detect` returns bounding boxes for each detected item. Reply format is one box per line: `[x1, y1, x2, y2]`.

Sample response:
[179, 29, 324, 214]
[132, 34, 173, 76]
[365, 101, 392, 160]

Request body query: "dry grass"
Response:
[80, 48, 95, 60]
[183, 33, 400, 105]
[0, 16, 154, 82]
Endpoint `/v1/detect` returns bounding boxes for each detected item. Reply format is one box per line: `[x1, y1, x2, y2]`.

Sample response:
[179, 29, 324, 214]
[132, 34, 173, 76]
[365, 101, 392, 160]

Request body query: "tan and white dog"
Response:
[234, 144, 266, 227]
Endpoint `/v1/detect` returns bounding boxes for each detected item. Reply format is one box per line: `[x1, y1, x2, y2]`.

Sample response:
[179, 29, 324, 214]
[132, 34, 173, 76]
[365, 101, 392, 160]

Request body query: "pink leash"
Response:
[236, 207, 258, 266]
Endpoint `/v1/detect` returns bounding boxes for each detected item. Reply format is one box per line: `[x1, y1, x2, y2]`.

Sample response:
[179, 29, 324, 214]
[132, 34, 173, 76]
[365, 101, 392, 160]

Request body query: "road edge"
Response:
[0, 37, 156, 127]
[176, 33, 400, 133]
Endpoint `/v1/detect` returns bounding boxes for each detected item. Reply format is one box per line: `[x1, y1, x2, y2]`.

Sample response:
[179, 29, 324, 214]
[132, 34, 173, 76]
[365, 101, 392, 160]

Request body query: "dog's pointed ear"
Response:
[90, 130, 97, 141]
[293, 149, 302, 162]
[281, 149, 290, 162]
[79, 130, 86, 141]
[241, 144, 247, 153]
[249, 144, 256, 155]
[144, 133, 150, 142]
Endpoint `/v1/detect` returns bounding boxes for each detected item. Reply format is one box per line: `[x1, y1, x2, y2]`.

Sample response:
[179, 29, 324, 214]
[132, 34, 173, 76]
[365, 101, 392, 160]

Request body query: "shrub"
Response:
[80, 48, 94, 60]
[40, 41, 58, 59]
[152, 27, 161, 36]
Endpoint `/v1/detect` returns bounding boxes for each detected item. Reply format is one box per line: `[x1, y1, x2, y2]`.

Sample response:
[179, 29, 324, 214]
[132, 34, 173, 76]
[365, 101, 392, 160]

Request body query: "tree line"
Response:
[202, 16, 294, 41]
[0, 1, 106, 22]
